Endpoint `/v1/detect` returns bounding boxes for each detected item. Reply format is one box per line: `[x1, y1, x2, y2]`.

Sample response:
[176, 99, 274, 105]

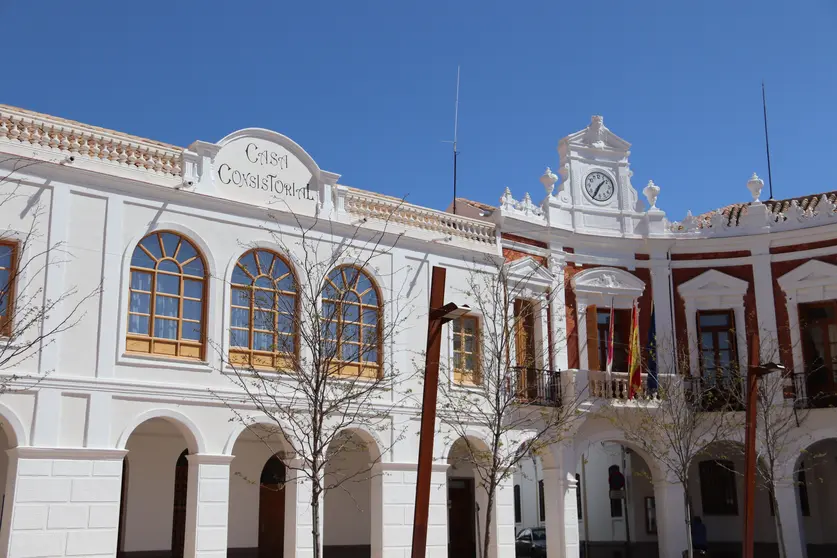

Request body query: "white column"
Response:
[293, 467, 324, 558]
[495, 476, 516, 558]
[549, 258, 569, 370]
[428, 466, 449, 558]
[183, 454, 233, 558]
[95, 195, 124, 378]
[38, 184, 70, 377]
[649, 259, 674, 374]
[562, 474, 580, 558]
[652, 480, 688, 558]
[3, 448, 126, 558]
[774, 481, 807, 558]
[751, 244, 780, 362]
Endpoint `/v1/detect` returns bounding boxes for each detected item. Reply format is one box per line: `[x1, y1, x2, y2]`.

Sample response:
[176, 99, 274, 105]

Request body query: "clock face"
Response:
[584, 171, 615, 202]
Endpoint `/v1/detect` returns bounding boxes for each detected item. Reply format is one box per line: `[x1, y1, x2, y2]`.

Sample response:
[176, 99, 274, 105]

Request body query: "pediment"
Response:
[778, 259, 837, 292]
[559, 115, 631, 153]
[678, 269, 749, 298]
[505, 256, 553, 287]
[571, 267, 645, 297]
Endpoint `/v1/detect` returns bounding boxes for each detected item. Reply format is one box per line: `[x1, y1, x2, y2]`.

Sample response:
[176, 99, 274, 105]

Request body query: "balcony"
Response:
[587, 370, 659, 401]
[507, 366, 562, 406]
[791, 371, 837, 409]
[686, 374, 745, 412]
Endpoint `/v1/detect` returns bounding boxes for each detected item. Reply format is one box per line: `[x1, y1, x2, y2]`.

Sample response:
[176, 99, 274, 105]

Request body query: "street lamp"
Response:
[742, 337, 785, 558]
[411, 266, 468, 558]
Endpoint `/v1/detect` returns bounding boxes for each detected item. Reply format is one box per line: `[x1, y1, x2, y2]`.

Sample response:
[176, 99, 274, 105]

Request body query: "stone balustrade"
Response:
[343, 188, 497, 246]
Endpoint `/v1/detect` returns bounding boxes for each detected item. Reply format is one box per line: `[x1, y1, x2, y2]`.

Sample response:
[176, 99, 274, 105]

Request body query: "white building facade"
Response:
[0, 105, 834, 558]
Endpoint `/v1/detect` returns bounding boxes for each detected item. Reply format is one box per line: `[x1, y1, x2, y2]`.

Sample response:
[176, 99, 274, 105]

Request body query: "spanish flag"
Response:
[627, 300, 641, 399]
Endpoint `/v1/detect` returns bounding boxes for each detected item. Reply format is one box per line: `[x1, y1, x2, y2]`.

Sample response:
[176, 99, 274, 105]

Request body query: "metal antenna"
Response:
[762, 81, 775, 200]
[452, 66, 461, 214]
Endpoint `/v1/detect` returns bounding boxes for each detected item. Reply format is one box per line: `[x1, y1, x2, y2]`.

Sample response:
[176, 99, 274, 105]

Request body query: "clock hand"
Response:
[593, 180, 605, 198]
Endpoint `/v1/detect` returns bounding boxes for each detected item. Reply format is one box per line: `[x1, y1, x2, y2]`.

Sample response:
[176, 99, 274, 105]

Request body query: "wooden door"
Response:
[514, 300, 538, 399]
[171, 450, 188, 558]
[259, 456, 286, 558]
[800, 301, 837, 403]
[448, 478, 476, 558]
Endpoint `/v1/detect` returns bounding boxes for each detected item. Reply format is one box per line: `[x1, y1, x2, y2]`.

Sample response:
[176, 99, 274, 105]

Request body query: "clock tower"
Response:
[546, 116, 651, 237]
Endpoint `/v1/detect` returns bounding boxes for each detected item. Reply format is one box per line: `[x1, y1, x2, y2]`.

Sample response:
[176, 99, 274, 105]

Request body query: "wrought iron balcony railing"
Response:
[507, 366, 562, 407]
[791, 370, 837, 409]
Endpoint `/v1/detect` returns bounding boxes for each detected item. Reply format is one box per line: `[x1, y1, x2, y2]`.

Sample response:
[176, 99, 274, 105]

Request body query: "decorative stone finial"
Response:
[540, 167, 558, 196]
[747, 172, 764, 204]
[643, 180, 660, 210]
[500, 187, 515, 210]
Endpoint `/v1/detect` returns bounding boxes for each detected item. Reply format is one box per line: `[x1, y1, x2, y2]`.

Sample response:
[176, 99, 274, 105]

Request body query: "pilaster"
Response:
[750, 241, 780, 362]
[183, 454, 233, 558]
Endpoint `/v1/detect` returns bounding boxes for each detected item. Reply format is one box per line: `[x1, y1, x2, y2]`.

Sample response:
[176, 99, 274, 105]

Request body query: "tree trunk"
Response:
[772, 488, 787, 558]
[311, 459, 322, 558]
[682, 482, 693, 558]
[482, 485, 495, 558]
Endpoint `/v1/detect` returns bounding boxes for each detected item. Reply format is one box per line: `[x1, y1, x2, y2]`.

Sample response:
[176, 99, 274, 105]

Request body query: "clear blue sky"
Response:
[3, 1, 836, 221]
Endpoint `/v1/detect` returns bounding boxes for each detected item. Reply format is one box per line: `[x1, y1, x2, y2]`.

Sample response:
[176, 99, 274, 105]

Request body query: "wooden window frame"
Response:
[594, 308, 631, 372]
[322, 266, 383, 379]
[126, 231, 207, 360]
[698, 459, 739, 516]
[0, 241, 18, 338]
[228, 249, 298, 370]
[696, 310, 738, 377]
[453, 315, 480, 385]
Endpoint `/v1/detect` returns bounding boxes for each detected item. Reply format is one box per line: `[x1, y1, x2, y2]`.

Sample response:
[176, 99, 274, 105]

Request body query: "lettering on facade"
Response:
[217, 142, 315, 201]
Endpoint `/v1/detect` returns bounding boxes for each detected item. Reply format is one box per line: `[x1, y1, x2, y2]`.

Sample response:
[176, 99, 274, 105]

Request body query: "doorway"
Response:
[448, 477, 476, 558]
[515, 299, 538, 400]
[259, 456, 286, 557]
[171, 450, 188, 558]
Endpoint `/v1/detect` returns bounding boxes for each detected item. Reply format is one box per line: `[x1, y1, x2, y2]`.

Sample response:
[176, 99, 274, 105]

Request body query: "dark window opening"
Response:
[699, 460, 738, 515]
[538, 480, 545, 522]
[514, 485, 522, 523]
[596, 309, 631, 372]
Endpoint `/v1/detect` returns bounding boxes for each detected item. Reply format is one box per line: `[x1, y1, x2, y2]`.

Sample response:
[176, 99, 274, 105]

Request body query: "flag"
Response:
[605, 303, 615, 375]
[647, 303, 658, 393]
[627, 300, 641, 399]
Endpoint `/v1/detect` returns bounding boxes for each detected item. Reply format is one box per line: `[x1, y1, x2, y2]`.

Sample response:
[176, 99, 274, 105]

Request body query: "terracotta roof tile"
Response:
[696, 191, 837, 228]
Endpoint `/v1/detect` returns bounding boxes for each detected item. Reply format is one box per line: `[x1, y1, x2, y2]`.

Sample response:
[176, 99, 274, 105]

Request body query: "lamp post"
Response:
[742, 337, 785, 558]
[411, 266, 469, 558]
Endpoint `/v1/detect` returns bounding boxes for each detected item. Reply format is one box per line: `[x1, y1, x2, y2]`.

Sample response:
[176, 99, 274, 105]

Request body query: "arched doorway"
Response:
[323, 430, 376, 558]
[117, 418, 196, 558]
[797, 438, 837, 558]
[447, 436, 493, 558]
[227, 423, 293, 558]
[576, 441, 659, 558]
[259, 456, 286, 558]
[687, 441, 776, 556]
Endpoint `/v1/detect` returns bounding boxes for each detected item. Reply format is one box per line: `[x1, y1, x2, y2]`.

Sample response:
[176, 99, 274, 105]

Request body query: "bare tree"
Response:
[601, 339, 743, 558]
[211, 206, 417, 558]
[435, 256, 584, 558]
[724, 330, 816, 558]
[0, 155, 99, 392]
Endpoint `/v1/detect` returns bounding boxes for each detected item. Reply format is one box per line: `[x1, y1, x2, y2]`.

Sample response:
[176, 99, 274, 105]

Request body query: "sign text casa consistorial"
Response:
[216, 141, 315, 201]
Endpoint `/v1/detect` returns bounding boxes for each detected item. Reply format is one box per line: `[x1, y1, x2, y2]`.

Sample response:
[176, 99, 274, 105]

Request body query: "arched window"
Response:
[322, 266, 381, 378]
[127, 232, 206, 359]
[229, 249, 297, 368]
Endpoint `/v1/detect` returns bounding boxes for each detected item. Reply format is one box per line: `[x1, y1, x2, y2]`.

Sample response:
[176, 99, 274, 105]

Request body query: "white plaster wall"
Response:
[324, 443, 372, 547]
[122, 421, 190, 553]
[513, 455, 542, 531]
